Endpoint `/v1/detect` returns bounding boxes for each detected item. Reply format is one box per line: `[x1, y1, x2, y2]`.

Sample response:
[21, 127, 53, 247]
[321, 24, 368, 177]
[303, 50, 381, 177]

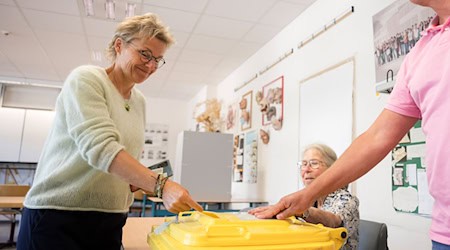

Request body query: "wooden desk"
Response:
[122, 217, 164, 250]
[143, 197, 268, 217]
[0, 196, 25, 208]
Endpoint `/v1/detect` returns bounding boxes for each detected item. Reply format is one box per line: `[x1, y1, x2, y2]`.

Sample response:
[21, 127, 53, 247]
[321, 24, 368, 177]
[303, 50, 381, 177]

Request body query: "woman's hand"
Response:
[250, 190, 313, 219]
[161, 180, 203, 213]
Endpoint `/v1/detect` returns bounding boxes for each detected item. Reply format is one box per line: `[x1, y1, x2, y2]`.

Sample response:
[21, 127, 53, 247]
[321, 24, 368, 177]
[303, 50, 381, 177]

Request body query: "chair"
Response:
[358, 219, 388, 250]
[0, 184, 30, 248]
[130, 190, 152, 217]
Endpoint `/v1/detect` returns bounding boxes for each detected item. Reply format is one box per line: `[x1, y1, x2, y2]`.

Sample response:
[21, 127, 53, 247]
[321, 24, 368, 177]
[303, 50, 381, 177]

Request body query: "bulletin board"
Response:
[392, 120, 433, 216]
[298, 59, 354, 189]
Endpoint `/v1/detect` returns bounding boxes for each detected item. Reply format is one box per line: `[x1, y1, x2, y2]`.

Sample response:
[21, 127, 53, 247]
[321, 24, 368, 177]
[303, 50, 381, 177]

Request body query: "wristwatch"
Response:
[301, 208, 310, 220]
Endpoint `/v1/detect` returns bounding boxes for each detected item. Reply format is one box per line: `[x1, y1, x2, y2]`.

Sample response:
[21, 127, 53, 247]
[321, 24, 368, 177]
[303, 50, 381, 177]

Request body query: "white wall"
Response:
[188, 0, 432, 249]
[185, 86, 208, 131]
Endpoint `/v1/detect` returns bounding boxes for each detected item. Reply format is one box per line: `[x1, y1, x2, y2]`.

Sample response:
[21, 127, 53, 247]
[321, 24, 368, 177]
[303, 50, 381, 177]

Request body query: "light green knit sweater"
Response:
[24, 65, 146, 213]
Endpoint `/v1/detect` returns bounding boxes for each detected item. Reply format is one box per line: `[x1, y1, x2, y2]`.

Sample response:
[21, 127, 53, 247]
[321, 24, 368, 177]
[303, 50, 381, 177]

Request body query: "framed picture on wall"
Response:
[372, 0, 434, 91]
[239, 91, 252, 131]
[262, 76, 284, 126]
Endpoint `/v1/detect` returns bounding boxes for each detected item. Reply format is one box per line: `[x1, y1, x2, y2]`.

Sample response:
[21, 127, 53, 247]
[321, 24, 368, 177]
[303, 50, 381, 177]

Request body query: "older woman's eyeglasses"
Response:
[129, 43, 166, 68]
[297, 159, 325, 170]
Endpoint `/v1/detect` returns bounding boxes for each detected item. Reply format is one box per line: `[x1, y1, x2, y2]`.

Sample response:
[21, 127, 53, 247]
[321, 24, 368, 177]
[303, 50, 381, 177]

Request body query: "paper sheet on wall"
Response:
[393, 186, 418, 212]
[141, 123, 169, 166]
[406, 164, 417, 186]
[417, 170, 434, 215]
[410, 127, 426, 143]
[406, 144, 425, 159]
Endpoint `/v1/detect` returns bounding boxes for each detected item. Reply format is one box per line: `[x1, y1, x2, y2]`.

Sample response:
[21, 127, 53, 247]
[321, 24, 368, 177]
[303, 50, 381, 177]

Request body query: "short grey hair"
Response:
[302, 143, 337, 167]
[106, 13, 175, 61]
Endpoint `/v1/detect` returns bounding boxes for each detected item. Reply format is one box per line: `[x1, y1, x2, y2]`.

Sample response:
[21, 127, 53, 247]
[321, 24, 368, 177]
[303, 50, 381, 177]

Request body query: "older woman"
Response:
[18, 13, 202, 250]
[249, 143, 359, 250]
[297, 144, 359, 249]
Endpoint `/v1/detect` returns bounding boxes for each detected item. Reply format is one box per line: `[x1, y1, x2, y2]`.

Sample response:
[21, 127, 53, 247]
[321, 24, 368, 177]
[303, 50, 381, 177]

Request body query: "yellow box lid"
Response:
[148, 211, 347, 250]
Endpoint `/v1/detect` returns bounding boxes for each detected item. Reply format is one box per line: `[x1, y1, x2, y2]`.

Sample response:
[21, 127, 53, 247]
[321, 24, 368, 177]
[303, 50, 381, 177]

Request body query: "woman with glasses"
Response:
[250, 143, 359, 250]
[18, 13, 202, 250]
[298, 144, 359, 250]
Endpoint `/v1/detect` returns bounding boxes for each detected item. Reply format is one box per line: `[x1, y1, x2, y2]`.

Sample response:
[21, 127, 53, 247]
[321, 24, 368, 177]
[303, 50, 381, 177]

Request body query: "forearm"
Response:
[305, 110, 417, 202]
[109, 150, 158, 193]
[307, 133, 392, 198]
[304, 207, 342, 228]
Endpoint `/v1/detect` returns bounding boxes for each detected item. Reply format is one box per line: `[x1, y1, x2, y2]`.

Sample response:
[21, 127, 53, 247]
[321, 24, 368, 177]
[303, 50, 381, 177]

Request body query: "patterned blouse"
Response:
[322, 187, 360, 250]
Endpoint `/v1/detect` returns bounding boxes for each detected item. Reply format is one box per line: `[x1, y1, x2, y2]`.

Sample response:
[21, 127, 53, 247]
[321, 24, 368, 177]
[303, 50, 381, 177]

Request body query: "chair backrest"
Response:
[133, 190, 146, 200]
[0, 184, 30, 196]
[358, 219, 388, 250]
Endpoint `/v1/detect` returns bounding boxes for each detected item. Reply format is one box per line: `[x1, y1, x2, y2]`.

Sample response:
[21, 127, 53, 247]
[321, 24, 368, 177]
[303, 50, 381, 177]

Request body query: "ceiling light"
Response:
[83, 0, 95, 17]
[125, 3, 136, 18]
[105, 0, 115, 20]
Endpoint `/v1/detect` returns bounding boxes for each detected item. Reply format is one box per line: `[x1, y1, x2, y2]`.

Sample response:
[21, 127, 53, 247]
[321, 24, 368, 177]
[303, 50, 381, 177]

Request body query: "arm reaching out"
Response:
[251, 109, 417, 219]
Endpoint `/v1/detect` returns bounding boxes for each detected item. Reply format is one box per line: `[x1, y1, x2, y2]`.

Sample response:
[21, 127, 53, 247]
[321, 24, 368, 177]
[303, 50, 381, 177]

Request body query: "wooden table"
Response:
[122, 217, 164, 250]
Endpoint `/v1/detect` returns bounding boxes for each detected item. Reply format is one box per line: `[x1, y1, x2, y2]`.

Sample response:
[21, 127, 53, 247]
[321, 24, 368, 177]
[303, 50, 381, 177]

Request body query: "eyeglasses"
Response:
[128, 42, 166, 68]
[297, 159, 325, 170]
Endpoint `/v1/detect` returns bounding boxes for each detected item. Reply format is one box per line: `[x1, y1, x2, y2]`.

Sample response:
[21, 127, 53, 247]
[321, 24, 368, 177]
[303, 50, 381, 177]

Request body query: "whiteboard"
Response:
[298, 60, 354, 187]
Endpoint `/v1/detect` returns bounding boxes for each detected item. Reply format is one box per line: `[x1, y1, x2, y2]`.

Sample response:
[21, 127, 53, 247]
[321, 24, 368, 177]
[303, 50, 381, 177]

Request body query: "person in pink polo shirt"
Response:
[249, 1, 450, 248]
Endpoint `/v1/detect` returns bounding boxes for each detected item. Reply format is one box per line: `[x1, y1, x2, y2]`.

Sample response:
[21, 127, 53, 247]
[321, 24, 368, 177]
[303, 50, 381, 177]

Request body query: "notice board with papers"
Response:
[391, 120, 433, 216]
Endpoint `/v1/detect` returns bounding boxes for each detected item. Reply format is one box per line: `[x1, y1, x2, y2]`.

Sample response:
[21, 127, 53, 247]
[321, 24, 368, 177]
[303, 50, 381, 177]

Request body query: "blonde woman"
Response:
[18, 13, 201, 250]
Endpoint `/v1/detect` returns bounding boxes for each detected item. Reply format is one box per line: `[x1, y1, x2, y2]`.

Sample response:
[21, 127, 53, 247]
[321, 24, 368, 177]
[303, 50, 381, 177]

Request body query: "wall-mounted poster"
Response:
[141, 123, 169, 167]
[233, 134, 244, 182]
[373, 0, 434, 91]
[261, 76, 283, 130]
[239, 91, 252, 131]
[243, 130, 257, 184]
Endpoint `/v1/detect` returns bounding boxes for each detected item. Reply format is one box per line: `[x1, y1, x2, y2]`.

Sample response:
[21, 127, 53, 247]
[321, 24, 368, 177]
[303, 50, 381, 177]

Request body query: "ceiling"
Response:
[0, 0, 316, 101]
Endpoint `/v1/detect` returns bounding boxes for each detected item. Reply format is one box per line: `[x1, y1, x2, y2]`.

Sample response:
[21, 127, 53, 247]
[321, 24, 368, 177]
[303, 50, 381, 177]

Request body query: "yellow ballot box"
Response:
[148, 211, 347, 250]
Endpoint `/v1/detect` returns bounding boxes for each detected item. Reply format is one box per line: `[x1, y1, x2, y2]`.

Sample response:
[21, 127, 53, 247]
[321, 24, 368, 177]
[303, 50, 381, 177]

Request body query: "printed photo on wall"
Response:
[233, 134, 244, 182]
[373, 0, 434, 86]
[243, 130, 258, 184]
[260, 76, 283, 130]
[239, 91, 252, 131]
[141, 123, 169, 166]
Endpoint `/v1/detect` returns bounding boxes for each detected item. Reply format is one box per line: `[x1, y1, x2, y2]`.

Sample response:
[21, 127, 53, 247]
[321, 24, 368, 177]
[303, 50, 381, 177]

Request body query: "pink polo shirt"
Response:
[386, 16, 450, 245]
